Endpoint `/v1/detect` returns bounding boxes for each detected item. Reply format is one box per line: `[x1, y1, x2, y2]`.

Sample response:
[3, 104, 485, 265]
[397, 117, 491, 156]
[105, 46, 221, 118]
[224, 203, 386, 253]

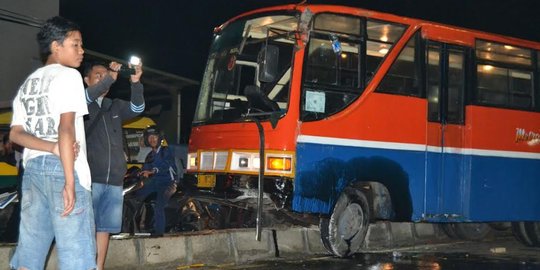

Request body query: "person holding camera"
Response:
[135, 125, 178, 237]
[83, 59, 144, 269]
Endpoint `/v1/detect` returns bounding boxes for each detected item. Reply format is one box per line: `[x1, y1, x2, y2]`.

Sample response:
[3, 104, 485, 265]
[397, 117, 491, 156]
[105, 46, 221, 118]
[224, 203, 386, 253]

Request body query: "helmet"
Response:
[143, 125, 163, 147]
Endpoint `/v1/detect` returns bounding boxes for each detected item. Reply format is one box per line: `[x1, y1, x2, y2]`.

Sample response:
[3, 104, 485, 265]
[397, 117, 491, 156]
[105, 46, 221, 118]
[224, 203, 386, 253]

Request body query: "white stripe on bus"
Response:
[297, 135, 540, 160]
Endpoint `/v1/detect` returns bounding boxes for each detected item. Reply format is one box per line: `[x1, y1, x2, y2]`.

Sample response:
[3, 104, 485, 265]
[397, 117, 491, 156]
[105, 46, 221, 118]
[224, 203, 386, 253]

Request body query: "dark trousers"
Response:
[134, 180, 176, 234]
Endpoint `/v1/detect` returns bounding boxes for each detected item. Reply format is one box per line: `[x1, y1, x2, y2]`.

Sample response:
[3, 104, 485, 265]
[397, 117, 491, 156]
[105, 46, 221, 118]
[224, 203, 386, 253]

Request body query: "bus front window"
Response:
[194, 14, 297, 124]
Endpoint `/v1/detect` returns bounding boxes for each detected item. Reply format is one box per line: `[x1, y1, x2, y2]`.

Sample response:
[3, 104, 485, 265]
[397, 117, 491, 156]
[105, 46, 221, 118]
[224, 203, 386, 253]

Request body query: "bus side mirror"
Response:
[258, 44, 279, 83]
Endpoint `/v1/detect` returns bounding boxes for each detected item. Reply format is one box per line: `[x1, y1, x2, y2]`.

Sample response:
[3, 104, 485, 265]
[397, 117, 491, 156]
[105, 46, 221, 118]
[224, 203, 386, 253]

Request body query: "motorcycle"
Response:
[120, 167, 222, 236]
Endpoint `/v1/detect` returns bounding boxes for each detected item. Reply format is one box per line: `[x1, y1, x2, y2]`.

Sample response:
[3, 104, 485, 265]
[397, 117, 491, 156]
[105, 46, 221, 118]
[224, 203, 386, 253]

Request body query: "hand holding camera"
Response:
[128, 56, 143, 83]
[112, 56, 142, 80]
[106, 56, 143, 83]
[108, 62, 122, 80]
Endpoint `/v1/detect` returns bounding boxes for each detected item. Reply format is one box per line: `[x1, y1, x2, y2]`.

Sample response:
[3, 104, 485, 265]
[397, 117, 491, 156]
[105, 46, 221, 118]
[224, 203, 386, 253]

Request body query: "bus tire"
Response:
[512, 222, 535, 247]
[524, 222, 540, 247]
[319, 217, 333, 253]
[489, 222, 511, 231]
[439, 223, 459, 239]
[454, 223, 491, 241]
[179, 198, 205, 231]
[319, 187, 370, 257]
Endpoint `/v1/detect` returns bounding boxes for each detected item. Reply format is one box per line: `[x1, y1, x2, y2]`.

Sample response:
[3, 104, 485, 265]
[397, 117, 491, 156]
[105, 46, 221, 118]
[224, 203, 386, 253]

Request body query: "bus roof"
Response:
[218, 4, 540, 50]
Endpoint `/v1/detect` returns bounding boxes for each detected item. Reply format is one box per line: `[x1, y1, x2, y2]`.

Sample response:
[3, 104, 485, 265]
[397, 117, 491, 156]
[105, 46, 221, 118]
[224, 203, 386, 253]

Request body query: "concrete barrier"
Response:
[0, 222, 448, 269]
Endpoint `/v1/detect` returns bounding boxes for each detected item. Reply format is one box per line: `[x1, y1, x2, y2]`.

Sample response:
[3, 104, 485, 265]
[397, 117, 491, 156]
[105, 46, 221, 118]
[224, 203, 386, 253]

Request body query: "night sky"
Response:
[60, 0, 540, 82]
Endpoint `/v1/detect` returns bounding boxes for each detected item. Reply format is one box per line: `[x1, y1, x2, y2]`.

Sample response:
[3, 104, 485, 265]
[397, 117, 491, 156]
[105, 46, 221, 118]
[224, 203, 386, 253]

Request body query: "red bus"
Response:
[186, 4, 540, 256]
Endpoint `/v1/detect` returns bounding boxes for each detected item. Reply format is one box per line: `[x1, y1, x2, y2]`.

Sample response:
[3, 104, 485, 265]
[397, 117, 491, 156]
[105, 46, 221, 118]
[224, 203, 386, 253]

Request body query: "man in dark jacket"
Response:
[84, 60, 144, 270]
[136, 125, 178, 236]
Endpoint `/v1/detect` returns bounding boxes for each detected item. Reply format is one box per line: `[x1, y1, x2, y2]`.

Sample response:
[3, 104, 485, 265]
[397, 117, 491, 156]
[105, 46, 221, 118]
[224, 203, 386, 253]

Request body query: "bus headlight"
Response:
[231, 152, 258, 171]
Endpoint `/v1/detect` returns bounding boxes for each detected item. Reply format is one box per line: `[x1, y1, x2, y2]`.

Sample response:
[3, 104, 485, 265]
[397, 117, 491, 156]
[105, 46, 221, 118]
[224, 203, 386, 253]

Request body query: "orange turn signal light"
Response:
[267, 157, 292, 171]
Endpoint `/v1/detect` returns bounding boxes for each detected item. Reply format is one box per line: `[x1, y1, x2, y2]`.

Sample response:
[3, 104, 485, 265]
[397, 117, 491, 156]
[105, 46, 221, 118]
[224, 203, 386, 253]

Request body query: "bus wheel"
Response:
[524, 222, 540, 247]
[319, 187, 370, 257]
[512, 222, 535, 247]
[489, 222, 511, 231]
[439, 223, 459, 239]
[454, 223, 491, 241]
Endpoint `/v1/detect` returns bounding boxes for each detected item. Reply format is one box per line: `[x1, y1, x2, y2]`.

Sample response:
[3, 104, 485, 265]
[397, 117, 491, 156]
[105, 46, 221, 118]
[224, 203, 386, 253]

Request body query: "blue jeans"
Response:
[10, 155, 96, 270]
[92, 183, 123, 233]
[135, 179, 176, 234]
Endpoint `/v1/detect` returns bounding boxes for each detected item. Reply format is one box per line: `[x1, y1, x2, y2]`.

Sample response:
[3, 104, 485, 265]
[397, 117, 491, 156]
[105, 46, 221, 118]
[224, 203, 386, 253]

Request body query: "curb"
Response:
[0, 222, 447, 269]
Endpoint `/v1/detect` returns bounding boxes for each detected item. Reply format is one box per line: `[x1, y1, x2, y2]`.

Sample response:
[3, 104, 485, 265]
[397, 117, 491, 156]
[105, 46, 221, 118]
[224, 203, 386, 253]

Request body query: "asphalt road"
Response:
[167, 236, 540, 270]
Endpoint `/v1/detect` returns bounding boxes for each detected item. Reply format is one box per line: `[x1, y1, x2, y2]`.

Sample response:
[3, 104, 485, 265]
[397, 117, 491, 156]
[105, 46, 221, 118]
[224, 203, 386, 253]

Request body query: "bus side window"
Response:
[427, 43, 441, 122]
[474, 40, 534, 110]
[446, 47, 465, 124]
[376, 33, 421, 96]
[304, 38, 339, 85]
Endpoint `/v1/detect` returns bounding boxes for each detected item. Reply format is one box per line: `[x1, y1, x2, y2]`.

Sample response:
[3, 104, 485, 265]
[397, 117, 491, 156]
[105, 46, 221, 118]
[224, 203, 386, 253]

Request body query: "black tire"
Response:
[512, 222, 535, 247]
[122, 198, 143, 234]
[179, 198, 204, 231]
[319, 187, 370, 257]
[319, 217, 333, 253]
[489, 222, 511, 231]
[180, 210, 203, 231]
[165, 193, 185, 233]
[524, 222, 540, 247]
[454, 223, 491, 241]
[439, 223, 459, 239]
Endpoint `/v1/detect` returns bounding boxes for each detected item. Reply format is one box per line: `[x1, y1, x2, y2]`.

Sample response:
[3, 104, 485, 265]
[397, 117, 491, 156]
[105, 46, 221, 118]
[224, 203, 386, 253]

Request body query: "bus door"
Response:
[424, 42, 467, 220]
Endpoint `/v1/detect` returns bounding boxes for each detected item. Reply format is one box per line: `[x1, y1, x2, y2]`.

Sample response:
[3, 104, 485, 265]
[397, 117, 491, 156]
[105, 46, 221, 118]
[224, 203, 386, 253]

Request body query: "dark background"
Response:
[59, 0, 540, 141]
[60, 0, 540, 82]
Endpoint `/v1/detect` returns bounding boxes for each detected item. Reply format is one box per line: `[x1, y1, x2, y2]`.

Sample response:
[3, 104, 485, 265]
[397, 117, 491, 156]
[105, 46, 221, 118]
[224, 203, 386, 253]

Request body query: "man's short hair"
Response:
[36, 16, 81, 63]
[82, 61, 108, 78]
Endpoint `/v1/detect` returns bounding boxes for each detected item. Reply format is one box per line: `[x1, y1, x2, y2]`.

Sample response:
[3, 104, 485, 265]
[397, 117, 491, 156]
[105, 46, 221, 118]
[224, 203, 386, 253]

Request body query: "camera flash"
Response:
[129, 56, 141, 66]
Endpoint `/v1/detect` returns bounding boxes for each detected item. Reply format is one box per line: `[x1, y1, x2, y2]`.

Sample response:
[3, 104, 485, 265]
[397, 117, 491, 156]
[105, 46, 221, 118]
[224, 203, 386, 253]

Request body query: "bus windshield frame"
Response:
[193, 11, 298, 124]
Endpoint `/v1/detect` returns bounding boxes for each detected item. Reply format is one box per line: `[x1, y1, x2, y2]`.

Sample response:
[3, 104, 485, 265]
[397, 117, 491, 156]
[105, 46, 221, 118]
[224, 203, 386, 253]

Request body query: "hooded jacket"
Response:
[84, 75, 145, 186]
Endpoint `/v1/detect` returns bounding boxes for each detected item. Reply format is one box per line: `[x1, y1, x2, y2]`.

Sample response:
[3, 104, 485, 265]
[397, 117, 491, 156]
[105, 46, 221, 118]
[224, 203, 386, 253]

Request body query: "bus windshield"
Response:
[194, 13, 297, 124]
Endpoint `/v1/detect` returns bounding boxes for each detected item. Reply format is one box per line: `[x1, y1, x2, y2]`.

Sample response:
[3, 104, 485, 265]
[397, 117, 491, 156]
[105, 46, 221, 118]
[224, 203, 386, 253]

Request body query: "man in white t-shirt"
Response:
[9, 16, 96, 270]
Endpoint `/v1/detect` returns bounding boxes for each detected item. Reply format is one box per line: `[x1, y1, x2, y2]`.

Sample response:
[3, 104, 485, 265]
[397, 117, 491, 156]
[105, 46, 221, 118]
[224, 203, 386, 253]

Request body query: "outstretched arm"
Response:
[85, 75, 115, 104]
[84, 62, 122, 103]
[120, 62, 145, 119]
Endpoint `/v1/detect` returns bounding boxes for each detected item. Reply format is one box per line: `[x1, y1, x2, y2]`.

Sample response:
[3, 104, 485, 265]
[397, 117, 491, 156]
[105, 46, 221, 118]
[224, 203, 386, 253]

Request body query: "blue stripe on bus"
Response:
[293, 142, 540, 222]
